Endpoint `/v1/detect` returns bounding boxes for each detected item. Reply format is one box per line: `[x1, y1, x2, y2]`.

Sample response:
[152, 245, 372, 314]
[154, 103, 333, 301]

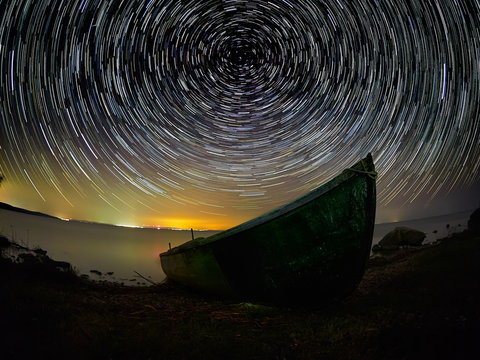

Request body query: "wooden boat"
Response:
[160, 154, 377, 304]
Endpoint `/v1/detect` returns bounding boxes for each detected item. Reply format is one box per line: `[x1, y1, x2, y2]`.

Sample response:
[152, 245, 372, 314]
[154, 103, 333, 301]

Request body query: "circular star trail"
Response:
[0, 0, 479, 227]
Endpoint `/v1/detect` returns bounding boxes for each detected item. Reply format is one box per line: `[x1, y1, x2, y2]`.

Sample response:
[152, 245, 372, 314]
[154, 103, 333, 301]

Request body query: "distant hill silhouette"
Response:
[0, 202, 57, 219]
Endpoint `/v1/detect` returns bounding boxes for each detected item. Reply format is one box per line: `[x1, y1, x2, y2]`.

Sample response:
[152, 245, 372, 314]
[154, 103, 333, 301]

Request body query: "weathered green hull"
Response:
[160, 154, 376, 304]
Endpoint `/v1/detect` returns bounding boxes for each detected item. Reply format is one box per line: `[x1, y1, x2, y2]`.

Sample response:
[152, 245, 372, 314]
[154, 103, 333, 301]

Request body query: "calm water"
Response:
[0, 208, 472, 285]
[0, 209, 219, 284]
[373, 210, 472, 246]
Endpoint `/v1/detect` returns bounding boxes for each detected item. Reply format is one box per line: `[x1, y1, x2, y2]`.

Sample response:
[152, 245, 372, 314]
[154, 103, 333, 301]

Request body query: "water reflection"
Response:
[0, 209, 218, 284]
[1, 208, 472, 285]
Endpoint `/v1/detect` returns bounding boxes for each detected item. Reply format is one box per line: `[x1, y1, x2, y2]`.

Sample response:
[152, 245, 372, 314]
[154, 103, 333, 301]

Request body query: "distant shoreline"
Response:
[0, 200, 475, 231]
[0, 203, 221, 231]
[375, 208, 474, 226]
[0, 202, 58, 219]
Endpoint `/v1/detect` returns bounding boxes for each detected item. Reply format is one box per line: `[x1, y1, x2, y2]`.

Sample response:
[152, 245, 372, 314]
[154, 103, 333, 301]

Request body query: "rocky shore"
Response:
[1, 229, 479, 359]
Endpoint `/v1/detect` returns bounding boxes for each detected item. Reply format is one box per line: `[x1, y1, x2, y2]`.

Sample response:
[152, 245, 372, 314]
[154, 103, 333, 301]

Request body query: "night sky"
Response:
[0, 0, 479, 230]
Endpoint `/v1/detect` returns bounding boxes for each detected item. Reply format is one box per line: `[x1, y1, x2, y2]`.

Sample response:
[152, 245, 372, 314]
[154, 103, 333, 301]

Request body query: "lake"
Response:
[0, 208, 218, 284]
[372, 210, 472, 246]
[0, 208, 473, 285]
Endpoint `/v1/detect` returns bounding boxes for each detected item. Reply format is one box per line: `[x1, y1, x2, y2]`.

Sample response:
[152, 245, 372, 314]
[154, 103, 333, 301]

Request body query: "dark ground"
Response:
[1, 231, 479, 360]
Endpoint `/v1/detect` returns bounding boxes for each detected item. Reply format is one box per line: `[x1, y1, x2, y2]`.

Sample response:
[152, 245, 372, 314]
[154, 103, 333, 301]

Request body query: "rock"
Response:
[0, 235, 11, 248]
[18, 253, 41, 265]
[468, 208, 480, 234]
[33, 248, 47, 256]
[90, 269, 102, 276]
[106, 271, 114, 276]
[374, 227, 426, 251]
[51, 260, 72, 270]
[371, 244, 385, 252]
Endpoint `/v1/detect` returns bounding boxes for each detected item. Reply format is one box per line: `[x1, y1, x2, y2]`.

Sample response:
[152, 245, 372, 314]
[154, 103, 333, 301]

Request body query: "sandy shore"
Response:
[1, 231, 479, 359]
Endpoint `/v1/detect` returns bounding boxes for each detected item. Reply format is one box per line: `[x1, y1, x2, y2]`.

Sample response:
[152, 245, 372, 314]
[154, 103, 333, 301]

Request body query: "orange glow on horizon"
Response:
[0, 192, 247, 230]
[143, 216, 241, 231]
[0, 182, 253, 231]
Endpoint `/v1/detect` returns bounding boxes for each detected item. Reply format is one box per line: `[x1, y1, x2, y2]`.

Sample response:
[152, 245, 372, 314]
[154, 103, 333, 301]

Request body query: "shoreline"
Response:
[1, 207, 473, 286]
[1, 230, 479, 359]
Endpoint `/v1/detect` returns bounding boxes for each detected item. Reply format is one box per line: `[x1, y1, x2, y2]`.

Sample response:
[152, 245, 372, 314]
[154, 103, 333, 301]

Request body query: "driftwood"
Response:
[133, 271, 158, 286]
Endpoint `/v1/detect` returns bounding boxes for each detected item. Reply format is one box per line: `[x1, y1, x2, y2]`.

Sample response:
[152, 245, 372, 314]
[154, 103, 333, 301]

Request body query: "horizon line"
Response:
[0, 200, 475, 231]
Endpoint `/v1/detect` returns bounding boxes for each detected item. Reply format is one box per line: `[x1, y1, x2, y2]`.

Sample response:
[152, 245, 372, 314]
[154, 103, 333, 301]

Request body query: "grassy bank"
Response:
[1, 232, 479, 359]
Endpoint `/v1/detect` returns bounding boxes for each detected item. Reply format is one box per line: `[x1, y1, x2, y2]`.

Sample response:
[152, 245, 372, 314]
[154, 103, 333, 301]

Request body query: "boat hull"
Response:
[161, 155, 376, 304]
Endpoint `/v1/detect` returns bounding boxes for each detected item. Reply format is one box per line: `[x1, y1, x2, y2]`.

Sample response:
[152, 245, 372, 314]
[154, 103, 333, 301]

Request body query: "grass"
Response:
[1, 231, 479, 359]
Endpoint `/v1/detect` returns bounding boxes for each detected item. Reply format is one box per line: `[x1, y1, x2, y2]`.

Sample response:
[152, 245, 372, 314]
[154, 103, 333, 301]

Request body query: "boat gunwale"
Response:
[161, 154, 375, 257]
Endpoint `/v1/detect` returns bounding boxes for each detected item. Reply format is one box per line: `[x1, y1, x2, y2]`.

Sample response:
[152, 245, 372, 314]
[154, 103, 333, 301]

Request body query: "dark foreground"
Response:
[1, 232, 479, 360]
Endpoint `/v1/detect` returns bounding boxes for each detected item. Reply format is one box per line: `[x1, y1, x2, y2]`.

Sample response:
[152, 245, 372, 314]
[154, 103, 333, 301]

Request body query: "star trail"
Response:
[0, 0, 479, 228]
